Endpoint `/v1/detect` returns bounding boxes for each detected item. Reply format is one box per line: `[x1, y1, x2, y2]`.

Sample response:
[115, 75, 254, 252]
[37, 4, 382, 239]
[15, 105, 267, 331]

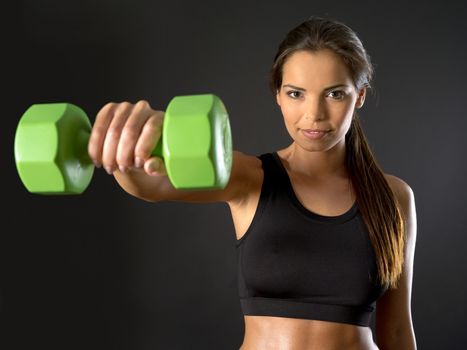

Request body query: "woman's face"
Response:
[276, 49, 366, 153]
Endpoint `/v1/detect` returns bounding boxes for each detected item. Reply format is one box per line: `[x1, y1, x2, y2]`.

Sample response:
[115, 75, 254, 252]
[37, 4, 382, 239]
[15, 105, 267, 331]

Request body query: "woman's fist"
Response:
[88, 100, 167, 176]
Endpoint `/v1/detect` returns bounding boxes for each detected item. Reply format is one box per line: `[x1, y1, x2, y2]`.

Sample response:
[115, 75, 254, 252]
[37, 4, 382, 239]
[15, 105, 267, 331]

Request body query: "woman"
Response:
[88, 16, 417, 350]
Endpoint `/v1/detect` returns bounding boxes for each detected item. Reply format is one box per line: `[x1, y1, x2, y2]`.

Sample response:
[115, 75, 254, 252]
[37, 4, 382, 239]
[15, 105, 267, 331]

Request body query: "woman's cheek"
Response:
[282, 104, 300, 120]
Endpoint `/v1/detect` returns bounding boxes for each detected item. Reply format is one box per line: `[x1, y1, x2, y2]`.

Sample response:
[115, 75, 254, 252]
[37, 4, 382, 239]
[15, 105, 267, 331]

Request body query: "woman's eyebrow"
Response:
[282, 83, 349, 91]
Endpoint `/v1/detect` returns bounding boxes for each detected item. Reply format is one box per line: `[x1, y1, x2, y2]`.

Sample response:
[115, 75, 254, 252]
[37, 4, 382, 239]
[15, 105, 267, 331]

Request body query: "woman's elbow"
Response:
[377, 328, 417, 350]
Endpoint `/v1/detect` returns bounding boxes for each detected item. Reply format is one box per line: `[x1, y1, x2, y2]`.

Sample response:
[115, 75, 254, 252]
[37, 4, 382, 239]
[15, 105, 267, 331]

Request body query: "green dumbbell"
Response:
[14, 94, 233, 194]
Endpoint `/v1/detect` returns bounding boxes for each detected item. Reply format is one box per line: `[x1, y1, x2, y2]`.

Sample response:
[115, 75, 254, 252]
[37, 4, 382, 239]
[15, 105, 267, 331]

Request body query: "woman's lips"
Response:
[302, 129, 329, 140]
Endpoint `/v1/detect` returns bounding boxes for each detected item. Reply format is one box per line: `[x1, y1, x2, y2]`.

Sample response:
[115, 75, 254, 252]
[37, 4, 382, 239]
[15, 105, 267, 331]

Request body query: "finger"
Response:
[88, 102, 117, 167]
[134, 111, 164, 168]
[102, 102, 133, 174]
[144, 157, 167, 176]
[115, 100, 153, 172]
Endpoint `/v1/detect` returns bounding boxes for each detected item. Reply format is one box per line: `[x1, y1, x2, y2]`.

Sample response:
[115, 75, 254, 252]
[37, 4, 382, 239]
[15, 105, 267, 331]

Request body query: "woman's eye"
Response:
[328, 90, 346, 100]
[286, 90, 346, 100]
[287, 91, 302, 99]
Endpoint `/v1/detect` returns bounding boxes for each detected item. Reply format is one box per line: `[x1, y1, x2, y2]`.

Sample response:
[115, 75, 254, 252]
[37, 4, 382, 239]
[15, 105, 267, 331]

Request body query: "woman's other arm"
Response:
[375, 175, 418, 350]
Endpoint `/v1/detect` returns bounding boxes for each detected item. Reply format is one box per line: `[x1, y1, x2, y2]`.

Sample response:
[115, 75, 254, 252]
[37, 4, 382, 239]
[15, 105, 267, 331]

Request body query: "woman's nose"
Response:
[304, 99, 325, 121]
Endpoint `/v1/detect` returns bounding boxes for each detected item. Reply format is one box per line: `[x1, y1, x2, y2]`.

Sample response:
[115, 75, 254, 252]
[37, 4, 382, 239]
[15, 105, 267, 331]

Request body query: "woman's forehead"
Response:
[282, 50, 352, 87]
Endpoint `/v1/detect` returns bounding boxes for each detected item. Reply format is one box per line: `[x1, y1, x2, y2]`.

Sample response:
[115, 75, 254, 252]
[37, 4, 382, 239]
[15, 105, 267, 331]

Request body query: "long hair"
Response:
[268, 16, 405, 290]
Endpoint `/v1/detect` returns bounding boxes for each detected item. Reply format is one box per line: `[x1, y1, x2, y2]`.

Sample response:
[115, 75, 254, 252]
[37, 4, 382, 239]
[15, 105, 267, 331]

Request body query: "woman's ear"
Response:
[276, 90, 281, 107]
[356, 87, 366, 109]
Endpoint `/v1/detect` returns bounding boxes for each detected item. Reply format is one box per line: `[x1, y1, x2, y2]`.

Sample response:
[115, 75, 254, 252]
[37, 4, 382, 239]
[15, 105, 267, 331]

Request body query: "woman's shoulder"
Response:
[227, 150, 265, 205]
[232, 150, 263, 163]
[383, 173, 413, 197]
[383, 173, 415, 224]
[231, 149, 279, 171]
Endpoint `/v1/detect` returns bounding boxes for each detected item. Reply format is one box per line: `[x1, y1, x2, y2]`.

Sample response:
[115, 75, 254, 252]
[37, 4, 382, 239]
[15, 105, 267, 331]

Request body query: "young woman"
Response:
[88, 16, 417, 350]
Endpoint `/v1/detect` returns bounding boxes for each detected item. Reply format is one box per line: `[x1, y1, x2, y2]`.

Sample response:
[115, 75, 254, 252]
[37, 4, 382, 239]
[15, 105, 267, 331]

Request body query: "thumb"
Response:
[144, 157, 167, 176]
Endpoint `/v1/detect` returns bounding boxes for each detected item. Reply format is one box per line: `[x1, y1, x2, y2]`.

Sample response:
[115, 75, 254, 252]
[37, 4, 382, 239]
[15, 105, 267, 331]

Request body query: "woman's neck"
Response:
[280, 140, 349, 180]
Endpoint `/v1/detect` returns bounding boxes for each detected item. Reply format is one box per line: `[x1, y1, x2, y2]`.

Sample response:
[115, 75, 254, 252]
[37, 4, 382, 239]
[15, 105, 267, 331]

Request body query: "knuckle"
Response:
[115, 101, 132, 114]
[95, 102, 115, 122]
[155, 112, 165, 125]
[135, 99, 150, 110]
[104, 102, 116, 110]
[98, 102, 115, 115]
[154, 110, 165, 120]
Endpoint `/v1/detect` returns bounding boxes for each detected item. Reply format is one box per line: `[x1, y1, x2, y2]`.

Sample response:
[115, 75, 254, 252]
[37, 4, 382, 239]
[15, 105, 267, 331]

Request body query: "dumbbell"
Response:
[14, 94, 233, 194]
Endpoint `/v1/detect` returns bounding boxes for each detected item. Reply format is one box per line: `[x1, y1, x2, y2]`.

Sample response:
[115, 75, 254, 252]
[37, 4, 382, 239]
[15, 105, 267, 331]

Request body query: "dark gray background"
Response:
[2, 0, 466, 349]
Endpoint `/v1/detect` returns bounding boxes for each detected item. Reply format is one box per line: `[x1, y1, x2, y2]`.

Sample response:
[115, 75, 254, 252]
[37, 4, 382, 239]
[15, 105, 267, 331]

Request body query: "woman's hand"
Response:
[88, 100, 167, 176]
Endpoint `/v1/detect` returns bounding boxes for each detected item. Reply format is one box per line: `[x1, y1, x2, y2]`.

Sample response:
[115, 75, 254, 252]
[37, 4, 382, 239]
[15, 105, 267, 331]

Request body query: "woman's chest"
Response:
[230, 166, 356, 242]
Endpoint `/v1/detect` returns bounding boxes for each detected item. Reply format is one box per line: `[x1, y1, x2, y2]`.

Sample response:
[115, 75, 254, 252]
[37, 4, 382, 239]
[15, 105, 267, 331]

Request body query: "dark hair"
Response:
[268, 16, 405, 290]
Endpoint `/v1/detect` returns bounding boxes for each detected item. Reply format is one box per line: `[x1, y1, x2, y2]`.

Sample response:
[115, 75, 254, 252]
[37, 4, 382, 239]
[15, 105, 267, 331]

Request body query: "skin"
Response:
[87, 48, 417, 350]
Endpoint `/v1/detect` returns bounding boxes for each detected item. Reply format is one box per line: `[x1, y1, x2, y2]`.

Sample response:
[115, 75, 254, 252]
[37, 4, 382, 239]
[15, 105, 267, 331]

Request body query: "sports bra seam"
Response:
[239, 296, 374, 311]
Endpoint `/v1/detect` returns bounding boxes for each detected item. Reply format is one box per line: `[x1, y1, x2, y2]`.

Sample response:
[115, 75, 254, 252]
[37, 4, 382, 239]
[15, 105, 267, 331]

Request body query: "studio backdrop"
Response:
[2, 0, 466, 349]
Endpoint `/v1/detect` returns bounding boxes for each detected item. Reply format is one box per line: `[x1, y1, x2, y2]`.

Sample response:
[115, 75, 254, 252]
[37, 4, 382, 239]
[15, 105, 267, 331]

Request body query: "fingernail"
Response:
[135, 157, 143, 168]
[148, 165, 158, 176]
[105, 166, 113, 175]
[119, 165, 127, 173]
[93, 161, 102, 168]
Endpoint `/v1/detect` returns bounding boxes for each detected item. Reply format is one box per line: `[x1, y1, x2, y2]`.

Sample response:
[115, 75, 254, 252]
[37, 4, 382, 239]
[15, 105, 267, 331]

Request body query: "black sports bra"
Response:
[236, 152, 388, 327]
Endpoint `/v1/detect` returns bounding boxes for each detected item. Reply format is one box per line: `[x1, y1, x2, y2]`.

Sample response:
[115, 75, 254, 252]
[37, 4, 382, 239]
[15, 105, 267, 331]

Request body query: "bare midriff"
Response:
[239, 315, 379, 350]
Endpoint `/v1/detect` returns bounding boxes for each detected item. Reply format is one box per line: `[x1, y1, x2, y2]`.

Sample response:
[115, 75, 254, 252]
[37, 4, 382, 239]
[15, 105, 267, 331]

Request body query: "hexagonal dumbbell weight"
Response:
[14, 94, 233, 194]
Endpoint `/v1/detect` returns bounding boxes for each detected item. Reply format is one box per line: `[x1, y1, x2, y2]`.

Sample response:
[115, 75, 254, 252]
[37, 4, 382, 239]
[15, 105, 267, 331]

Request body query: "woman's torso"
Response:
[228, 149, 380, 350]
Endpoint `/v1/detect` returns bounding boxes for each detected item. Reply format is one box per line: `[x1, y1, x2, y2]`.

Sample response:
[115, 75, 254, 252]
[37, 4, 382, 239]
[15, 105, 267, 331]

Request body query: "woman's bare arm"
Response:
[112, 150, 250, 204]
[87, 100, 251, 206]
[375, 175, 417, 349]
